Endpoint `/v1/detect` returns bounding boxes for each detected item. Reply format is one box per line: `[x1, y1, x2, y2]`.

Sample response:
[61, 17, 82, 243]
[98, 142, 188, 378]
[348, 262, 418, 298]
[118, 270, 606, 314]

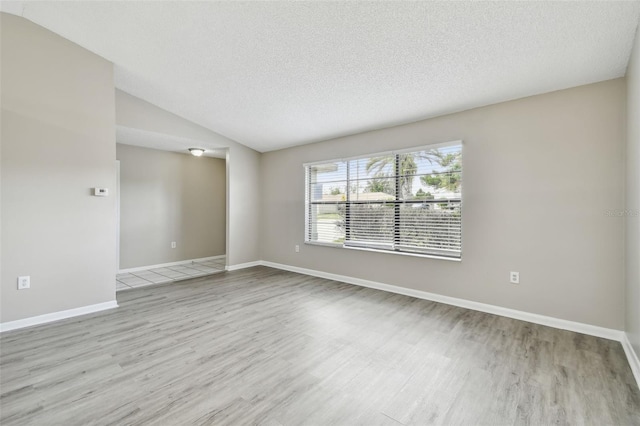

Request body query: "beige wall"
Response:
[1, 14, 117, 322]
[260, 79, 626, 330]
[116, 91, 261, 267]
[116, 144, 226, 269]
[626, 27, 640, 356]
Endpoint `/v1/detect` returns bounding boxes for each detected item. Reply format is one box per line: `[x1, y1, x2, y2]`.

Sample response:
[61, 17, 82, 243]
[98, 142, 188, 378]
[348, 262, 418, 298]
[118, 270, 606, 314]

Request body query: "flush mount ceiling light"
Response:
[189, 148, 205, 157]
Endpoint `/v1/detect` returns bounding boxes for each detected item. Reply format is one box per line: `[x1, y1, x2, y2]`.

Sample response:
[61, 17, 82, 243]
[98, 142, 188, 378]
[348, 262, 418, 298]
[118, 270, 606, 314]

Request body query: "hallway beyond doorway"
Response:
[116, 257, 225, 291]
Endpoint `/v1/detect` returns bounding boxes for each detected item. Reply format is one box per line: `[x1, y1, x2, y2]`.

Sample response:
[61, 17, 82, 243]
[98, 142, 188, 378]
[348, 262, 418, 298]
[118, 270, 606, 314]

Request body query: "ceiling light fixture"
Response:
[189, 148, 205, 157]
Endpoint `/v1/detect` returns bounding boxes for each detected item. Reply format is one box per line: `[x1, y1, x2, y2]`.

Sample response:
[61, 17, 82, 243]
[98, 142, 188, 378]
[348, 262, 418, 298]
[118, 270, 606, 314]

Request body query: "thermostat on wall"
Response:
[93, 188, 109, 197]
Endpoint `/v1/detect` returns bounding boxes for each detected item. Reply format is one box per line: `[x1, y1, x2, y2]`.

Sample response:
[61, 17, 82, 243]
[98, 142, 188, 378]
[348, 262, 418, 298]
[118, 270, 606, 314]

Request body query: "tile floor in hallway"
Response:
[116, 257, 226, 291]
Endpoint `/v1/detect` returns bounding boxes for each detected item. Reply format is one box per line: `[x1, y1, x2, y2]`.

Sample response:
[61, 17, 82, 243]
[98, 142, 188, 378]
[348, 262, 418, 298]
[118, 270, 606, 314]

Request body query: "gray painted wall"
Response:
[1, 14, 117, 322]
[626, 27, 640, 357]
[116, 144, 226, 269]
[260, 79, 626, 330]
[115, 91, 261, 267]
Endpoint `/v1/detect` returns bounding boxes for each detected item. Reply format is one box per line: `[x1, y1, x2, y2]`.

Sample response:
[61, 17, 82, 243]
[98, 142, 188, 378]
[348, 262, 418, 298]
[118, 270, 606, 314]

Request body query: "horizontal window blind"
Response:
[305, 142, 462, 258]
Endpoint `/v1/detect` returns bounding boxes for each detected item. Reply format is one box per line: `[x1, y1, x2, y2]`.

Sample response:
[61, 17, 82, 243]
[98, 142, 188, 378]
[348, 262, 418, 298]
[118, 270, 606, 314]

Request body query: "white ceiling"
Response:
[3, 1, 640, 153]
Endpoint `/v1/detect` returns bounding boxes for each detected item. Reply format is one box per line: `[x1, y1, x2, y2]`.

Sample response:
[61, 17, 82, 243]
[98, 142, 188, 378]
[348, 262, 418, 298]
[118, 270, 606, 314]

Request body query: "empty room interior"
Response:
[1, 1, 640, 425]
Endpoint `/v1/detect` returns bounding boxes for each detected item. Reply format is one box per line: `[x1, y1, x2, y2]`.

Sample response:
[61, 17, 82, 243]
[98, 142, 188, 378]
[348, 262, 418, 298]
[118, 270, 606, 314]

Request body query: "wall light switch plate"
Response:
[93, 188, 108, 196]
[171, 242, 177, 249]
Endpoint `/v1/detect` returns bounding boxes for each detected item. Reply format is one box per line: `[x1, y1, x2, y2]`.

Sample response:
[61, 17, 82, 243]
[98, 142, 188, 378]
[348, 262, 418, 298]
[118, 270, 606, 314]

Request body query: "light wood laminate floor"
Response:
[1, 266, 639, 425]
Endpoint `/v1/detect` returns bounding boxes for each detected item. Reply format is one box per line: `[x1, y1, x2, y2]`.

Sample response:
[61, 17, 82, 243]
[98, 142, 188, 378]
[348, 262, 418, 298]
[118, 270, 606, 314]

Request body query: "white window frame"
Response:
[304, 140, 463, 260]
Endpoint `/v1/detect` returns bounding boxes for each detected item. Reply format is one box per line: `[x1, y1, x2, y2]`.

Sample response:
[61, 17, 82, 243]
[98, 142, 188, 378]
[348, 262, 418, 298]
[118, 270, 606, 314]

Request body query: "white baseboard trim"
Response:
[622, 333, 640, 387]
[226, 261, 262, 271]
[260, 261, 624, 341]
[119, 255, 225, 274]
[0, 301, 119, 333]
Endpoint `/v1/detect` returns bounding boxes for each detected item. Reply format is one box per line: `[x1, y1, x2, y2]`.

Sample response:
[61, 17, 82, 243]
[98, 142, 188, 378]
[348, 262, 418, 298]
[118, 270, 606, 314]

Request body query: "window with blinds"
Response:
[305, 141, 462, 259]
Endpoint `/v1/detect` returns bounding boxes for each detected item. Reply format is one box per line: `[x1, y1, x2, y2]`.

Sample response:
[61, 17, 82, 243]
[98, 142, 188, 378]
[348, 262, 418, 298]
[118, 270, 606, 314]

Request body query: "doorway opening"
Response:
[115, 144, 227, 291]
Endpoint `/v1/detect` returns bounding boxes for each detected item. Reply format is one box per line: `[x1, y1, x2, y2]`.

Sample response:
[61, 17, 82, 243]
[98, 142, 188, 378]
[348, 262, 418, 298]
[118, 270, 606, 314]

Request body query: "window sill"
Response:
[304, 241, 462, 262]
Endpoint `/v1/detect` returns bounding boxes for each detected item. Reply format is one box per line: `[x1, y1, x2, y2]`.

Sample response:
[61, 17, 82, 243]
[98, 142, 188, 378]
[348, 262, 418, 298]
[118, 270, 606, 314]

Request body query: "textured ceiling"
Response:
[3, 1, 640, 152]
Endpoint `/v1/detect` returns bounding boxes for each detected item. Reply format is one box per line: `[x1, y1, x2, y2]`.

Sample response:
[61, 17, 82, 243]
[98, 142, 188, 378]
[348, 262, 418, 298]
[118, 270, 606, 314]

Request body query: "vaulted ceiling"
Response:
[3, 1, 639, 152]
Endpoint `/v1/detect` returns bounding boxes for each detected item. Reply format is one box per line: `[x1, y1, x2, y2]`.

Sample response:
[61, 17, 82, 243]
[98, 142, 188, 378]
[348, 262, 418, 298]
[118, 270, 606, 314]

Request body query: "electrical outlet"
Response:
[295, 245, 300, 253]
[18, 276, 30, 290]
[510, 271, 520, 284]
[171, 242, 176, 249]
